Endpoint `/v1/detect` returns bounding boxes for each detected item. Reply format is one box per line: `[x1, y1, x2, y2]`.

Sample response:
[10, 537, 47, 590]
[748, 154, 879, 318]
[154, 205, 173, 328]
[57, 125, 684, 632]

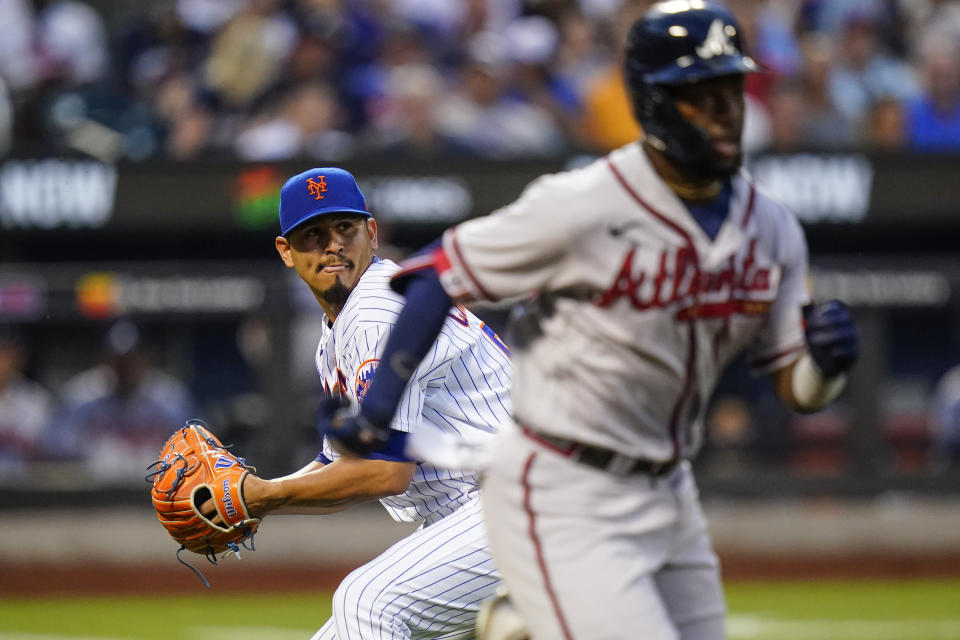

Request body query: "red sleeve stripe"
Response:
[431, 245, 453, 275]
[392, 253, 436, 281]
[447, 228, 498, 302]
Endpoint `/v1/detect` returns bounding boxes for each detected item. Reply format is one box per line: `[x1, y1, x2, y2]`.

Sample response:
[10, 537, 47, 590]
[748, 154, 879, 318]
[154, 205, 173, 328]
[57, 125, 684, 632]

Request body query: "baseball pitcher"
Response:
[206, 168, 510, 639]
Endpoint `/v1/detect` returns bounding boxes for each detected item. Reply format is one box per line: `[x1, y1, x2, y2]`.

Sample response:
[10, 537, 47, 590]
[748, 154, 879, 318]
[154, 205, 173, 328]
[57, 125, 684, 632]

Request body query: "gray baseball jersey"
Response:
[432, 143, 809, 462]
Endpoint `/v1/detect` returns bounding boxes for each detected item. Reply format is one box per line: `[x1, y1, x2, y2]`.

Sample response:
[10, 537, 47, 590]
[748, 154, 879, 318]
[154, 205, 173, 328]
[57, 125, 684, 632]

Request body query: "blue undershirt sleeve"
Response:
[359, 267, 452, 426]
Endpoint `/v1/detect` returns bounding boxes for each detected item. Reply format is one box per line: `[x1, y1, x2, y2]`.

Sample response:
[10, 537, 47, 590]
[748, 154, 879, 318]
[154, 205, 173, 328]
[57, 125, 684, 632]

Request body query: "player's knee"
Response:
[330, 568, 369, 628]
[476, 589, 530, 640]
[331, 569, 409, 637]
[331, 569, 370, 621]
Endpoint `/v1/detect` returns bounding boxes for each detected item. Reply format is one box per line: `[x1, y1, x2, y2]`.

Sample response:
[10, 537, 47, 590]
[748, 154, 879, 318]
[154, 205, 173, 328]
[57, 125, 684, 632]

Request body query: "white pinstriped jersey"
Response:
[430, 143, 809, 462]
[316, 258, 512, 524]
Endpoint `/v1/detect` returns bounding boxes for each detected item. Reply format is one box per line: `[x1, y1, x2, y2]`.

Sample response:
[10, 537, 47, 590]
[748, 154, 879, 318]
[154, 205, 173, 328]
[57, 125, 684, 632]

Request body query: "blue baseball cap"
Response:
[279, 168, 371, 236]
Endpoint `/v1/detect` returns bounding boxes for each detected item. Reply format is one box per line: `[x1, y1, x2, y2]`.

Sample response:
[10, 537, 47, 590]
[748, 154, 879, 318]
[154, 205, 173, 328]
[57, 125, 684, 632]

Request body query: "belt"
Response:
[520, 426, 679, 478]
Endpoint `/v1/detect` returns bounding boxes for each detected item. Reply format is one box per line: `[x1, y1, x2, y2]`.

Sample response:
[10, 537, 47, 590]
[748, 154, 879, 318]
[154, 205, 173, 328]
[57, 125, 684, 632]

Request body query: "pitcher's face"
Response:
[277, 214, 379, 309]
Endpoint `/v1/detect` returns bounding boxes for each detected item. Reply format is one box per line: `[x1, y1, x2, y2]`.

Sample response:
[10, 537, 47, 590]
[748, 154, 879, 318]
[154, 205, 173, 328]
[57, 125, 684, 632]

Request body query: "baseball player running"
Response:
[231, 167, 510, 639]
[320, 2, 859, 639]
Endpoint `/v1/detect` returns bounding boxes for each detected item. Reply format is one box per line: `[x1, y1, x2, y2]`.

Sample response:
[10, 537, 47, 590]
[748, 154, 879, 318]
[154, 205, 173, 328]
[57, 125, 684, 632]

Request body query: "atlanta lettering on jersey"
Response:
[596, 238, 772, 317]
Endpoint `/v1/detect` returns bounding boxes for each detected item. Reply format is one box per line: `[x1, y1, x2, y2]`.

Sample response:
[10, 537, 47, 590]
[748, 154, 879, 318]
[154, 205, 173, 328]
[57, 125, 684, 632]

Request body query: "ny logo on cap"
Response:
[306, 176, 328, 200]
[695, 19, 737, 59]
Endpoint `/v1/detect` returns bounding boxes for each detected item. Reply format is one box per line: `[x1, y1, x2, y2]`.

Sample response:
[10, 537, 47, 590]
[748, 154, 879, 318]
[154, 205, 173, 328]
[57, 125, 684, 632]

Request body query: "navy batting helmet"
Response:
[624, 1, 759, 174]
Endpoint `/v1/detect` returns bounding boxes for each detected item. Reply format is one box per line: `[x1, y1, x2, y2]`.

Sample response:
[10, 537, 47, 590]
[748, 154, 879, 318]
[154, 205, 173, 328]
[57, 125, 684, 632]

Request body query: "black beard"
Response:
[691, 155, 741, 181]
[666, 135, 741, 181]
[321, 278, 352, 308]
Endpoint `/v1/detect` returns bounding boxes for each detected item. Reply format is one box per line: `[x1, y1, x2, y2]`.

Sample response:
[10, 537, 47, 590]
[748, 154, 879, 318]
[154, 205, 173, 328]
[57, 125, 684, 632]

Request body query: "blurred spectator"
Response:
[501, 15, 582, 142]
[727, 0, 800, 102]
[49, 320, 194, 483]
[0, 325, 56, 477]
[202, 0, 298, 110]
[763, 33, 856, 151]
[764, 80, 806, 152]
[900, 0, 960, 62]
[233, 80, 355, 160]
[743, 1, 801, 78]
[34, 0, 110, 86]
[553, 7, 608, 99]
[368, 63, 468, 156]
[579, 62, 640, 152]
[114, 5, 208, 100]
[155, 72, 217, 159]
[0, 0, 111, 155]
[579, 1, 646, 152]
[176, 0, 246, 36]
[279, 20, 343, 91]
[0, 0, 40, 92]
[827, 10, 920, 126]
[0, 0, 109, 92]
[802, 0, 899, 38]
[342, 18, 437, 137]
[864, 94, 906, 150]
[388, 0, 470, 40]
[904, 37, 960, 150]
[798, 34, 856, 146]
[435, 31, 564, 157]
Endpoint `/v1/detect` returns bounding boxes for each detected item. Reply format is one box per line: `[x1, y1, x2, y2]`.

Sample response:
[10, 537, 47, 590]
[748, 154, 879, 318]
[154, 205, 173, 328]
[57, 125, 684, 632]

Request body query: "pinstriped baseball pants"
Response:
[311, 496, 501, 639]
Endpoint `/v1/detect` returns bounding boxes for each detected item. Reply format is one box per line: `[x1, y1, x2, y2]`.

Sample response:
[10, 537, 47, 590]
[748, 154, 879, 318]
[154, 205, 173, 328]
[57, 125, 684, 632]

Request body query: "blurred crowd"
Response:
[0, 321, 196, 483]
[1, 0, 959, 163]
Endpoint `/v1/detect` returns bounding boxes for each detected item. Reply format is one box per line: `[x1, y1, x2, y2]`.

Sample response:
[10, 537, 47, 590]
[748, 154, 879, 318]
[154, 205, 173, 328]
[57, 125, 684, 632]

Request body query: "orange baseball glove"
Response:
[147, 420, 259, 584]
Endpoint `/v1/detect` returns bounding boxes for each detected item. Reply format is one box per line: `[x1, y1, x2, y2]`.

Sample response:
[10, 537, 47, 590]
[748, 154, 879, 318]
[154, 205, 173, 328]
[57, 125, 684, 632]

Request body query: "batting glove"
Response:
[317, 397, 392, 457]
[802, 300, 859, 378]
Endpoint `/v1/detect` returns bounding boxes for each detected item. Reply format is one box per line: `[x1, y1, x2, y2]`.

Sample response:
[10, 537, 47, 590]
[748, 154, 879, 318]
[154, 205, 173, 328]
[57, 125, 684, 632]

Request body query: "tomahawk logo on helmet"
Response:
[624, 0, 759, 175]
[695, 19, 739, 59]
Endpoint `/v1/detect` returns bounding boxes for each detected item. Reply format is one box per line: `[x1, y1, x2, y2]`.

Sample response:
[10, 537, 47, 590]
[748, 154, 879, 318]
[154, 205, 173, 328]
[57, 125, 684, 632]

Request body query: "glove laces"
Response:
[175, 535, 257, 589]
